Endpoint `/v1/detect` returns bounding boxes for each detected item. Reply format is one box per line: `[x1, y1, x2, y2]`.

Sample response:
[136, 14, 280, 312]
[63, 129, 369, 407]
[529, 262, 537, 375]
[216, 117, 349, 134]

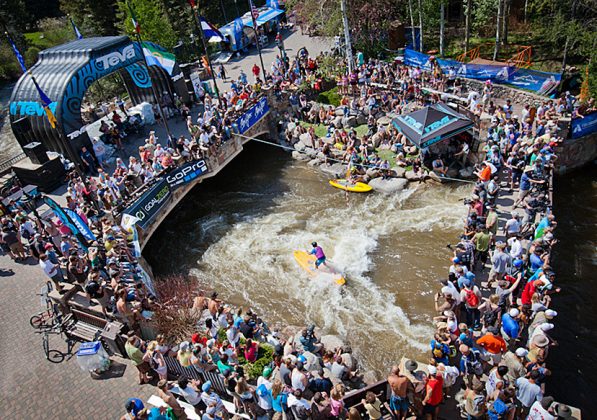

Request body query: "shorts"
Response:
[315, 257, 326, 267]
[9, 242, 24, 253]
[389, 395, 409, 412]
[518, 188, 530, 201]
[135, 361, 151, 374]
[423, 403, 439, 414]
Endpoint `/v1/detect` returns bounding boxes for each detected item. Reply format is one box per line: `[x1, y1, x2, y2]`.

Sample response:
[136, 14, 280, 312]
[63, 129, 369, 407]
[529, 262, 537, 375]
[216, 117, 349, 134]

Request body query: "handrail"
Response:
[0, 152, 26, 175]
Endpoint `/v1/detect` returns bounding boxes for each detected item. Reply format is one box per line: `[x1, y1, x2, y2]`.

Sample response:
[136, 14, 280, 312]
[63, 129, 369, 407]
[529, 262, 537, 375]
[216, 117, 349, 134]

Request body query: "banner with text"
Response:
[123, 180, 171, 229]
[235, 96, 269, 134]
[403, 48, 560, 95]
[571, 112, 597, 139]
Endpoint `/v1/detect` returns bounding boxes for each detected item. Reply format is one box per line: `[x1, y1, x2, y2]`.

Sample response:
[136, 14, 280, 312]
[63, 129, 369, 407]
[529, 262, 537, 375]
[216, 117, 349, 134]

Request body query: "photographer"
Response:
[300, 325, 323, 354]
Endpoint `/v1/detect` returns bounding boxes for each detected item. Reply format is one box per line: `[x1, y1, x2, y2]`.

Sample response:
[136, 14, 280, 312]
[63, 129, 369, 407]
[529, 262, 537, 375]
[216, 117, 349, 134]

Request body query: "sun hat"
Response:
[405, 360, 418, 371]
[532, 335, 549, 348]
[539, 323, 554, 331]
[555, 404, 572, 419]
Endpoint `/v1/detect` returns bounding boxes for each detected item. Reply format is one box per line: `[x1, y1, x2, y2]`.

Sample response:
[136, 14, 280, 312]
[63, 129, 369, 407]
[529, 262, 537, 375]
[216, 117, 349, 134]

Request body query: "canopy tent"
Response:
[391, 102, 473, 149]
[244, 7, 285, 28]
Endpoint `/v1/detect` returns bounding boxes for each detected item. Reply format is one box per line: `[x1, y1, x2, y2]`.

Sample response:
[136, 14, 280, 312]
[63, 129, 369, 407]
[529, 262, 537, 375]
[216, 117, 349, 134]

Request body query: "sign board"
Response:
[235, 96, 269, 134]
[571, 112, 597, 139]
[165, 160, 208, 190]
[123, 180, 171, 228]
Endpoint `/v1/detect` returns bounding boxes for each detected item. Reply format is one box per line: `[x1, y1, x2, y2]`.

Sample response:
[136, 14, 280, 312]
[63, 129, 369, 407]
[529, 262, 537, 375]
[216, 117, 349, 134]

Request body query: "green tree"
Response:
[116, 0, 178, 49]
[60, 0, 119, 36]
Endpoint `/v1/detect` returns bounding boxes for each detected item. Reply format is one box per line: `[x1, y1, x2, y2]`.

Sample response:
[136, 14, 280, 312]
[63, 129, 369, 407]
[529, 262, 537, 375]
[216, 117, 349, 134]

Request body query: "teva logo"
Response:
[96, 45, 136, 70]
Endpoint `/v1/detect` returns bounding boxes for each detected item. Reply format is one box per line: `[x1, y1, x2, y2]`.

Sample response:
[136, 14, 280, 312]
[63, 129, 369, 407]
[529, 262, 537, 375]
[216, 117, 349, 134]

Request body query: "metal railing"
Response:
[0, 153, 26, 175]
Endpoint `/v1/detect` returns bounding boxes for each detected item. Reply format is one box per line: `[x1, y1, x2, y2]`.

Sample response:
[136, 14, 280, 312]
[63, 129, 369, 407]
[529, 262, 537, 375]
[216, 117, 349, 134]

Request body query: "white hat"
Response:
[427, 365, 437, 375]
[509, 308, 520, 317]
[545, 309, 558, 318]
[515, 348, 529, 357]
[539, 323, 554, 331]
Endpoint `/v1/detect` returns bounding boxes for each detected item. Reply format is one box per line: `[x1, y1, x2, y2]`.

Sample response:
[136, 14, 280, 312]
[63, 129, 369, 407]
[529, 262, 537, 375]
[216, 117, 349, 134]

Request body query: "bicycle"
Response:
[30, 281, 63, 330]
[35, 313, 77, 364]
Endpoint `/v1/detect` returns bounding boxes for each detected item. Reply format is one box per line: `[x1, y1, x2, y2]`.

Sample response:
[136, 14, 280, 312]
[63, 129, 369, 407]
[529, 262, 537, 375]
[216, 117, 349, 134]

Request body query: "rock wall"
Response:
[555, 132, 597, 174]
[460, 79, 547, 106]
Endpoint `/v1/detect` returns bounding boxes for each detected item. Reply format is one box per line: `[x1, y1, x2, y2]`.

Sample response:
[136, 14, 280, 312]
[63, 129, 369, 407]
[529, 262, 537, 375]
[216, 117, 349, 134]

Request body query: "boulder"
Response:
[299, 132, 312, 147]
[377, 116, 392, 126]
[427, 171, 443, 183]
[335, 107, 344, 116]
[365, 168, 379, 178]
[310, 102, 321, 113]
[368, 177, 408, 193]
[344, 116, 357, 128]
[304, 147, 318, 159]
[447, 168, 459, 178]
[302, 351, 322, 372]
[316, 151, 327, 160]
[362, 371, 378, 385]
[394, 167, 407, 178]
[356, 114, 367, 126]
[292, 151, 309, 161]
[371, 133, 383, 148]
[459, 167, 474, 178]
[340, 353, 357, 371]
[319, 335, 345, 352]
[320, 163, 347, 178]
[333, 116, 343, 129]
[294, 142, 306, 152]
[405, 170, 421, 181]
[308, 158, 323, 167]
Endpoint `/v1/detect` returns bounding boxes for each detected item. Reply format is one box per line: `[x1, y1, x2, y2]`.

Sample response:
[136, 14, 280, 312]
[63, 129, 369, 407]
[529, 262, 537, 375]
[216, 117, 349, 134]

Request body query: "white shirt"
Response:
[291, 369, 306, 391]
[442, 365, 459, 387]
[256, 377, 272, 409]
[39, 259, 58, 278]
[508, 237, 523, 259]
[527, 400, 555, 420]
[441, 281, 462, 304]
[505, 219, 521, 234]
[179, 385, 202, 405]
[287, 394, 311, 410]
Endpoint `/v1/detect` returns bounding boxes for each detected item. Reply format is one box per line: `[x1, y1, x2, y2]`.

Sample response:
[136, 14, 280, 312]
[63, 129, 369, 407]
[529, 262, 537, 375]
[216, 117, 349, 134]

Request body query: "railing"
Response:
[456, 46, 480, 63]
[0, 153, 26, 175]
[507, 45, 532, 69]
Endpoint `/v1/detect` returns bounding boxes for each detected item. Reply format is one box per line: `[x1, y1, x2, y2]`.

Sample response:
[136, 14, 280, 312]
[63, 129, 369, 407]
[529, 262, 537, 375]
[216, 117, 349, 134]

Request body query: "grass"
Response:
[299, 121, 369, 139]
[24, 32, 56, 50]
[317, 86, 342, 107]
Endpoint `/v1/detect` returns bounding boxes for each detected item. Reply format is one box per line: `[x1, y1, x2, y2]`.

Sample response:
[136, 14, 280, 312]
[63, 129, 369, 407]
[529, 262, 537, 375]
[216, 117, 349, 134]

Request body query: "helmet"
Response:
[513, 259, 523, 268]
[311, 242, 317, 247]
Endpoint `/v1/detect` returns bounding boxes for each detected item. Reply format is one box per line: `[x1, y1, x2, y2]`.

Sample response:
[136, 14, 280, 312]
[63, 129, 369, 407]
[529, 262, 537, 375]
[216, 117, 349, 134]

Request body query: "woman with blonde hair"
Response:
[144, 340, 167, 380]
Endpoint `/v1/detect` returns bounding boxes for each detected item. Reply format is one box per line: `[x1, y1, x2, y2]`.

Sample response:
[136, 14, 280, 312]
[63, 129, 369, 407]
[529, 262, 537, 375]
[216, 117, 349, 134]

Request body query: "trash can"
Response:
[76, 341, 111, 373]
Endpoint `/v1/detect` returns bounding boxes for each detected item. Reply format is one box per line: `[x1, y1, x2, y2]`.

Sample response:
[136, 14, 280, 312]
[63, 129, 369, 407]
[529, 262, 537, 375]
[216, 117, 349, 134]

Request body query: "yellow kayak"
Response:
[329, 179, 373, 193]
[293, 250, 346, 286]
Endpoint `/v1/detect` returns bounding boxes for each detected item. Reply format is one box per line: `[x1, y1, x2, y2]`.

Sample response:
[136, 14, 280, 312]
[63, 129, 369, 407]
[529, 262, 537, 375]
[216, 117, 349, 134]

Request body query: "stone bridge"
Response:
[133, 99, 274, 251]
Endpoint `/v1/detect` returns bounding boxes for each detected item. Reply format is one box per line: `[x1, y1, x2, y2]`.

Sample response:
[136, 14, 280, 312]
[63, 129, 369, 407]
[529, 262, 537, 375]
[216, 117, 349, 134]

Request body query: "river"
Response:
[549, 164, 597, 416]
[145, 142, 470, 378]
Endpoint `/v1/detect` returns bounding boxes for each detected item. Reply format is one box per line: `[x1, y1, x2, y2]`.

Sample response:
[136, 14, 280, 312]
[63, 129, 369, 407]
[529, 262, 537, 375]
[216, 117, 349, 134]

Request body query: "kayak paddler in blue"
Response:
[310, 242, 327, 269]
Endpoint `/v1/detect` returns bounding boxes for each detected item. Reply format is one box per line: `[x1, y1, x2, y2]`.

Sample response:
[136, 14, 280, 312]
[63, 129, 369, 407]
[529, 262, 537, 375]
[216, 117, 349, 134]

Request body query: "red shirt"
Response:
[427, 375, 444, 406]
[244, 343, 258, 363]
[521, 280, 540, 305]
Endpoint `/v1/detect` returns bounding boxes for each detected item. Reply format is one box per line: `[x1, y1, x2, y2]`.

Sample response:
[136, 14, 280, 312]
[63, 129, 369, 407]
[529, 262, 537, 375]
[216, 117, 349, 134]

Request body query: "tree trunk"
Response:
[408, 0, 416, 50]
[417, 0, 424, 52]
[494, 0, 503, 61]
[440, 1, 445, 56]
[464, 0, 471, 53]
[502, 0, 510, 45]
[524, 0, 528, 23]
[561, 36, 569, 73]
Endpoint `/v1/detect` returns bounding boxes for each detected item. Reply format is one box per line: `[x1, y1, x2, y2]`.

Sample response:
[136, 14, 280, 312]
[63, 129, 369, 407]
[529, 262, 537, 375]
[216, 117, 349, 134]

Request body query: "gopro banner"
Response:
[165, 160, 208, 190]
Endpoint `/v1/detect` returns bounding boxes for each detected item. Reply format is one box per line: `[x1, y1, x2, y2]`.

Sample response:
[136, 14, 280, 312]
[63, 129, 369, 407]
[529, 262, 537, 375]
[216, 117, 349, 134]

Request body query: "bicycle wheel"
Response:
[30, 314, 46, 329]
[42, 334, 49, 358]
[47, 350, 65, 364]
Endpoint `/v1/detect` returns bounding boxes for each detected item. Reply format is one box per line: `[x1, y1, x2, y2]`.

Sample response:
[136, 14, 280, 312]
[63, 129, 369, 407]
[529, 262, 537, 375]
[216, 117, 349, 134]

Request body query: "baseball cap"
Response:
[427, 365, 437, 375]
[539, 323, 554, 331]
[202, 381, 212, 392]
[515, 348, 528, 357]
[545, 309, 558, 318]
[509, 308, 520, 317]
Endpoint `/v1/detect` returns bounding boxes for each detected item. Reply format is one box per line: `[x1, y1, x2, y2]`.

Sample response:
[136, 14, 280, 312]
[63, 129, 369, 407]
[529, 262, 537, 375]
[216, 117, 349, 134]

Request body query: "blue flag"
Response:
[70, 18, 83, 40]
[6, 33, 27, 73]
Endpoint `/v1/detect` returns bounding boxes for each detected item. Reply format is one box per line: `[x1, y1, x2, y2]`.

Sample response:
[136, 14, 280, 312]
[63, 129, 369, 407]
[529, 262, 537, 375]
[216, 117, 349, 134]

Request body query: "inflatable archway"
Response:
[9, 36, 189, 162]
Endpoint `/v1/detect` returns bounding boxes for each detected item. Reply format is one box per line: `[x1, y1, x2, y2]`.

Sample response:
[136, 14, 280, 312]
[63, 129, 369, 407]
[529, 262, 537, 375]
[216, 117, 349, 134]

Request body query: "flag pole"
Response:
[126, 0, 174, 146]
[188, 3, 221, 100]
[248, 0, 267, 78]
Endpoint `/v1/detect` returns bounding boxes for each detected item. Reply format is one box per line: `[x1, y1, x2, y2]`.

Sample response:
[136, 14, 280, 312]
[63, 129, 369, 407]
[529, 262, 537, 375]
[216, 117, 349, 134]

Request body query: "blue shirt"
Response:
[520, 173, 531, 191]
[127, 398, 145, 416]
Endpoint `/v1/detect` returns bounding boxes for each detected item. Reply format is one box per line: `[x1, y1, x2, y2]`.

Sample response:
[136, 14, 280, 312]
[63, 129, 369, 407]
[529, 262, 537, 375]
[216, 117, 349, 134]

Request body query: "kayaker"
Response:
[310, 242, 327, 269]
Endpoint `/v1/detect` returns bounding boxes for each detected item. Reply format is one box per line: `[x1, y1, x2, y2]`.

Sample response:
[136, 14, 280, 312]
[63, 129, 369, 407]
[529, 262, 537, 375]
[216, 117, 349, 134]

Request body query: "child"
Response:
[362, 391, 382, 420]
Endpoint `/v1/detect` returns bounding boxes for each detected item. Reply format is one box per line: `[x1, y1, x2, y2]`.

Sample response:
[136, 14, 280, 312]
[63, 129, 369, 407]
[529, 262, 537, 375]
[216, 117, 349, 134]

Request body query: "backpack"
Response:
[20, 226, 32, 241]
[149, 353, 159, 370]
[483, 308, 499, 327]
[465, 289, 479, 307]
[464, 350, 483, 376]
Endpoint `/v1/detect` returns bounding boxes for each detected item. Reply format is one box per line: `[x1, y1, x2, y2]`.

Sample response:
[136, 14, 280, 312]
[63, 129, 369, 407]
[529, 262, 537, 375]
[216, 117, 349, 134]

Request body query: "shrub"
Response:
[317, 87, 341, 107]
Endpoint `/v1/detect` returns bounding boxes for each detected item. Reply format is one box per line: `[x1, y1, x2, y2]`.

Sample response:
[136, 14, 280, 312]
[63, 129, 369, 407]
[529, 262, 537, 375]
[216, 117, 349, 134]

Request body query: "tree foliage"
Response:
[116, 0, 178, 49]
[60, 0, 119, 36]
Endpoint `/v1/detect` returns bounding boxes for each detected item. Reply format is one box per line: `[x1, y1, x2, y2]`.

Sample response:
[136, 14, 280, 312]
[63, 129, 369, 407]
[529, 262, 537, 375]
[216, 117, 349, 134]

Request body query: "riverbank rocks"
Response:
[333, 116, 343, 128]
[294, 142, 306, 152]
[368, 177, 408, 193]
[394, 167, 407, 178]
[405, 170, 423, 181]
[344, 116, 357, 128]
[319, 335, 346, 351]
[304, 147, 318, 159]
[308, 158, 322, 167]
[427, 171, 443, 183]
[376, 115, 392, 126]
[292, 151, 309, 161]
[356, 114, 367, 125]
[320, 163, 346, 178]
[459, 167, 474, 178]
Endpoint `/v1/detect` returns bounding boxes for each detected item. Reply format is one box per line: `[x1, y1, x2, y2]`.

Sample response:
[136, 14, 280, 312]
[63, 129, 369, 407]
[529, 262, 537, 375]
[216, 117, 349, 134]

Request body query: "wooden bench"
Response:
[67, 308, 108, 342]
